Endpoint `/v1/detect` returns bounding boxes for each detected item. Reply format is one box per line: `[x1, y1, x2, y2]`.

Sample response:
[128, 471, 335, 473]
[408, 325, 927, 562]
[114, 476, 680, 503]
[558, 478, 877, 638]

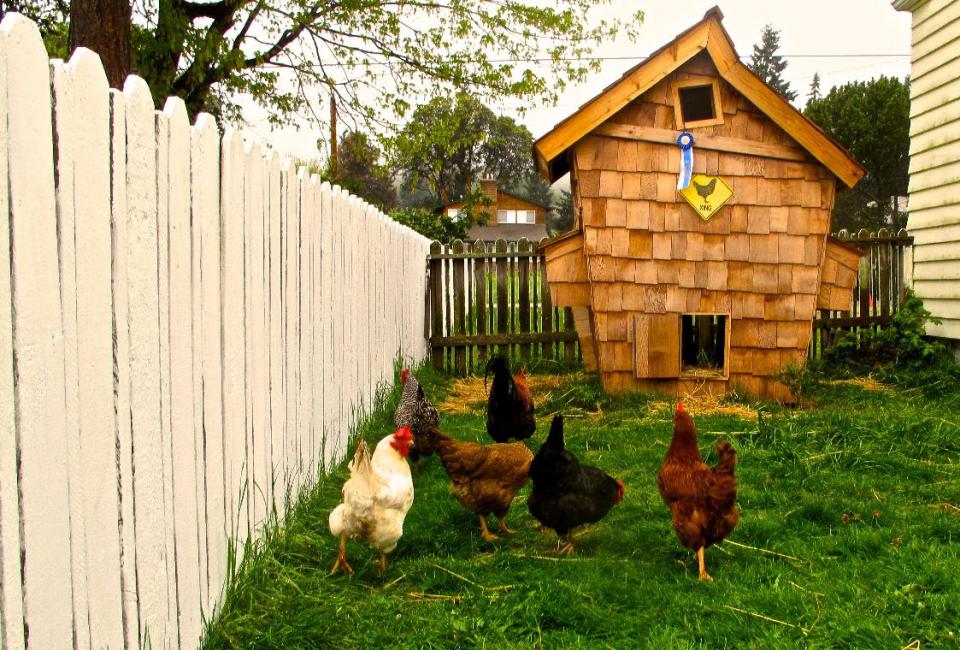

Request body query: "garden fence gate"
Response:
[428, 238, 580, 374]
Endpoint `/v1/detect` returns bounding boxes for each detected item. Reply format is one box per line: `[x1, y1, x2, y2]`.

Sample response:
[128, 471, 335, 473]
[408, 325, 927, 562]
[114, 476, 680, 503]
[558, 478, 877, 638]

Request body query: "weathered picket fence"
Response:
[428, 238, 579, 374]
[0, 14, 430, 650]
[810, 228, 914, 354]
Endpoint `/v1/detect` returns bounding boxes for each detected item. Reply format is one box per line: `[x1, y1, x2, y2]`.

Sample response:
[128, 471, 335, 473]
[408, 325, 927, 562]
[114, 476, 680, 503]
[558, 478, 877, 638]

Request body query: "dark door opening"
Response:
[681, 314, 727, 378]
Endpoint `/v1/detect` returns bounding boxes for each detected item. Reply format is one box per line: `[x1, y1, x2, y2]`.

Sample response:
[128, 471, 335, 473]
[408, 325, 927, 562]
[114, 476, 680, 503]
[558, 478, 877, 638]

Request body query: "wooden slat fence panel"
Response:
[0, 13, 432, 648]
[3, 17, 74, 649]
[428, 238, 580, 374]
[810, 228, 915, 358]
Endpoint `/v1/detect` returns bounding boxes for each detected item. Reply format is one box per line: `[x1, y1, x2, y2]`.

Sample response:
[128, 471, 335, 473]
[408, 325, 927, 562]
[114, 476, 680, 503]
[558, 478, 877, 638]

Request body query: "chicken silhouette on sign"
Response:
[678, 174, 734, 221]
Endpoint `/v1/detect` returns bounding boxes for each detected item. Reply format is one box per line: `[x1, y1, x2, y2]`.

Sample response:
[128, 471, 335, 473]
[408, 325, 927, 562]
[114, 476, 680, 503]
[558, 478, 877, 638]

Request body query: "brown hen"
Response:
[430, 430, 533, 541]
[658, 403, 739, 581]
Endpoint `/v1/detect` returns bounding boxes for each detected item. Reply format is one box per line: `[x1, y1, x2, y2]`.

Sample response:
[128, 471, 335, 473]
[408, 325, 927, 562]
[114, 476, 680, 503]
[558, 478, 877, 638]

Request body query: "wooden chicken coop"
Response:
[536, 7, 865, 402]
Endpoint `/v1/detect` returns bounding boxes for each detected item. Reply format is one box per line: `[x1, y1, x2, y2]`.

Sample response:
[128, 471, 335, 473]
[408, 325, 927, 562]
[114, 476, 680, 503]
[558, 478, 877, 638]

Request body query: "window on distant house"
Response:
[672, 77, 724, 129]
[497, 209, 536, 224]
[447, 208, 462, 221]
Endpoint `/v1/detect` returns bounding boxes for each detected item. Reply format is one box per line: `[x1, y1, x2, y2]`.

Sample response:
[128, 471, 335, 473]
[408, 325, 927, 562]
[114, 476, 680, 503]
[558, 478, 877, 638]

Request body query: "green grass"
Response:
[202, 367, 960, 649]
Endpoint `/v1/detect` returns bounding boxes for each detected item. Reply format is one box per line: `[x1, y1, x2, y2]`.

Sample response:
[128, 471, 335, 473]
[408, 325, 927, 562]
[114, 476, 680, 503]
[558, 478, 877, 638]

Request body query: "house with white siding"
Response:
[894, 0, 960, 353]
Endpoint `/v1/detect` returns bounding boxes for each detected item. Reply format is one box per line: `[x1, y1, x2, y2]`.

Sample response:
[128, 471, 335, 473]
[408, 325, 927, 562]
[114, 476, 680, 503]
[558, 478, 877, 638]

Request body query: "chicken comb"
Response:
[677, 402, 685, 411]
[400, 368, 410, 386]
[393, 426, 414, 442]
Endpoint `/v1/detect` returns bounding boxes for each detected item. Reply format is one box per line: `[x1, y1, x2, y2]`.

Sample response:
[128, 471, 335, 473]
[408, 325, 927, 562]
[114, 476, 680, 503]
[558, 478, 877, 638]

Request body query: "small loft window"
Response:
[672, 77, 724, 129]
[679, 85, 715, 122]
[680, 314, 728, 379]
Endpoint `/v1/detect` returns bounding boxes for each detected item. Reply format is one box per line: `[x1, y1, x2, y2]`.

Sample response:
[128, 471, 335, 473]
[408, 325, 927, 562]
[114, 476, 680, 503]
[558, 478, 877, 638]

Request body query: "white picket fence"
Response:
[0, 13, 431, 650]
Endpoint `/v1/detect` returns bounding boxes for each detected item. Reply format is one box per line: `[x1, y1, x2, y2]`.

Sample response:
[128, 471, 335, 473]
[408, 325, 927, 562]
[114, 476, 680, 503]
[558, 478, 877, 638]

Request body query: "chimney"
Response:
[479, 178, 498, 206]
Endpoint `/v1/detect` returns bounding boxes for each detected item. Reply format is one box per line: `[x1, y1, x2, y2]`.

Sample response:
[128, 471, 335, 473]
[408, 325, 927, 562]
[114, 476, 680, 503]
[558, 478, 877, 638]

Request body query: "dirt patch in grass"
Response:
[437, 372, 592, 415]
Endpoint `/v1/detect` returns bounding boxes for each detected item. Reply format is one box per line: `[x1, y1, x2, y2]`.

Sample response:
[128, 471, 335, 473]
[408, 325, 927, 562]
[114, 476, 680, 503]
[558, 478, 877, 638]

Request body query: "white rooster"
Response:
[329, 427, 415, 575]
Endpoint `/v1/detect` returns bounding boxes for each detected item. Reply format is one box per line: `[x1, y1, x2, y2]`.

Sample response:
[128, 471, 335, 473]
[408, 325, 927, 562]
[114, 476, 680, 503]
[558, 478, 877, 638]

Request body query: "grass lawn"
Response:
[203, 366, 960, 649]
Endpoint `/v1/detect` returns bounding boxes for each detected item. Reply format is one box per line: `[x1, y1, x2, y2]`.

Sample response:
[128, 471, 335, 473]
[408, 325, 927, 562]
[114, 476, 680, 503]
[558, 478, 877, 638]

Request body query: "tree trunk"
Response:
[69, 0, 132, 89]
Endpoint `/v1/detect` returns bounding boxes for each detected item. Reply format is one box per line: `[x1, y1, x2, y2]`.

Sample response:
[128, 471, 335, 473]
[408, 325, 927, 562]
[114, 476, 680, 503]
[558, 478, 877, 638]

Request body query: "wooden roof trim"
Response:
[717, 58, 865, 188]
[534, 21, 711, 171]
[534, 7, 866, 189]
[538, 229, 584, 256]
[826, 235, 865, 258]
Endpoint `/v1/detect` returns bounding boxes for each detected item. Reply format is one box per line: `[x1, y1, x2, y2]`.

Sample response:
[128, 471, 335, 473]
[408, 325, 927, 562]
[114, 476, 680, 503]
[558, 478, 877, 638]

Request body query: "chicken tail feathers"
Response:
[349, 440, 373, 476]
[713, 440, 737, 476]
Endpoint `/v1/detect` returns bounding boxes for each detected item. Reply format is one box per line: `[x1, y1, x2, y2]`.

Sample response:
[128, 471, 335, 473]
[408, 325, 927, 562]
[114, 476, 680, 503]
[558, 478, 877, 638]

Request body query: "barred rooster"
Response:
[393, 368, 440, 461]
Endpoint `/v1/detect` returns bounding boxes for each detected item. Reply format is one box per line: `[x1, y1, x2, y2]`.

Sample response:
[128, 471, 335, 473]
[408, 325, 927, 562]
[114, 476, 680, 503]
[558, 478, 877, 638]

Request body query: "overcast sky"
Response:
[242, 0, 912, 163]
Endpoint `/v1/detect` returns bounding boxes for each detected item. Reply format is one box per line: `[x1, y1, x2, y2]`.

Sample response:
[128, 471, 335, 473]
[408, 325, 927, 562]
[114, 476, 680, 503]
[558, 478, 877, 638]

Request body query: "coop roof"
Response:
[533, 7, 865, 188]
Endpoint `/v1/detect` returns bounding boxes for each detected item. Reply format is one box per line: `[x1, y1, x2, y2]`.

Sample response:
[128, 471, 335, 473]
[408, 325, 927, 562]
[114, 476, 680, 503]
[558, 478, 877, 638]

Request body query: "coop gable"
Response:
[534, 7, 865, 188]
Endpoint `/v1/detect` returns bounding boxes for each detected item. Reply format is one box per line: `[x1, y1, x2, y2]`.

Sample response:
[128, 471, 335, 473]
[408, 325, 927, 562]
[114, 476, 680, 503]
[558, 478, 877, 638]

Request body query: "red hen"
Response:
[657, 403, 739, 581]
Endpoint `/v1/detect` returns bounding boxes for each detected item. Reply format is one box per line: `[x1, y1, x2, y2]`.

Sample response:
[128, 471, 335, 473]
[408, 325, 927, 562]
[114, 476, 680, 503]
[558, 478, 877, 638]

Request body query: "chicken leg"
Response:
[330, 533, 353, 575]
[497, 517, 516, 536]
[378, 552, 388, 575]
[557, 533, 576, 555]
[478, 515, 499, 542]
[697, 547, 714, 582]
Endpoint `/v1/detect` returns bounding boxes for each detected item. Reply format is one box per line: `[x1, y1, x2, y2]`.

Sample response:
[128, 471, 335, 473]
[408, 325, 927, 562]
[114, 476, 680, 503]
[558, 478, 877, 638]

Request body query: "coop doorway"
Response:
[680, 314, 729, 379]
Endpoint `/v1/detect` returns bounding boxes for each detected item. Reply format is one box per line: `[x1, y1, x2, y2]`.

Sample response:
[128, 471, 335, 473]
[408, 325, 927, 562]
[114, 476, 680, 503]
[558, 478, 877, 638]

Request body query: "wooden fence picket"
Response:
[164, 96, 203, 647]
[193, 112, 223, 613]
[5, 15, 76, 645]
[0, 16, 24, 650]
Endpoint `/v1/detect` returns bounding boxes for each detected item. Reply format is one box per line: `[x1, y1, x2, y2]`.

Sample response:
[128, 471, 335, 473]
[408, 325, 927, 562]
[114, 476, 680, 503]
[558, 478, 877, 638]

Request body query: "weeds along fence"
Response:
[428, 238, 580, 374]
[810, 228, 914, 356]
[0, 15, 430, 650]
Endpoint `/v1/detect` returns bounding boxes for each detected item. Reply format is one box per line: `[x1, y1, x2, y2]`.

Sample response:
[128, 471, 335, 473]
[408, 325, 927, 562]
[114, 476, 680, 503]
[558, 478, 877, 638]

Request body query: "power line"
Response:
[481, 54, 908, 63]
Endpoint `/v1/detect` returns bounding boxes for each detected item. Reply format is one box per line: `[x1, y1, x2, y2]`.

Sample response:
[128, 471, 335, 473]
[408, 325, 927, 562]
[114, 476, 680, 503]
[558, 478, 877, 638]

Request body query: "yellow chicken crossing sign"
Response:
[678, 174, 734, 221]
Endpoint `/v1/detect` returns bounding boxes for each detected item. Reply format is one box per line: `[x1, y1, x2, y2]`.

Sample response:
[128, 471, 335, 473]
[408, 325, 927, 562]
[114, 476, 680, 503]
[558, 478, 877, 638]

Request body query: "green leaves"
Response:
[388, 93, 537, 206]
[804, 76, 910, 231]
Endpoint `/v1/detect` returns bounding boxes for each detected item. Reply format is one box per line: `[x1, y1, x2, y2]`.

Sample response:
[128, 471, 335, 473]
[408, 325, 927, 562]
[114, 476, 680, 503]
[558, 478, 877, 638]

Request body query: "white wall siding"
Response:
[0, 13, 431, 648]
[901, 0, 960, 341]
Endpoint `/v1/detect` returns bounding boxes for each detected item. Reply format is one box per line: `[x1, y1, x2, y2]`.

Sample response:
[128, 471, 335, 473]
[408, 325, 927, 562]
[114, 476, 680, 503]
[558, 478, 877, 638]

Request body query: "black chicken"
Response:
[528, 415, 624, 554]
[484, 356, 536, 443]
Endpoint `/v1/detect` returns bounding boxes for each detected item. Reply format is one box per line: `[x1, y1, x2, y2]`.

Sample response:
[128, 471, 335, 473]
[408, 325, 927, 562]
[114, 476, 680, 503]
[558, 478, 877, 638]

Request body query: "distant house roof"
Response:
[442, 188, 549, 211]
[533, 6, 866, 188]
[468, 223, 548, 242]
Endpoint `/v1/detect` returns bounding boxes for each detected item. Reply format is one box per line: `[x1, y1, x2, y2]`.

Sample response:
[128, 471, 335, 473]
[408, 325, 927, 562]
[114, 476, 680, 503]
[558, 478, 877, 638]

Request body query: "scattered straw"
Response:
[929, 503, 960, 514]
[824, 376, 890, 392]
[428, 562, 515, 592]
[408, 592, 464, 602]
[722, 539, 804, 563]
[723, 605, 800, 630]
[436, 373, 590, 415]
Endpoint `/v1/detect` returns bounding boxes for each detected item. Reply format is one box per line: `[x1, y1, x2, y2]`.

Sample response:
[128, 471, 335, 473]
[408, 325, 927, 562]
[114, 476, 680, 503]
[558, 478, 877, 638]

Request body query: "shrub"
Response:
[822, 291, 960, 393]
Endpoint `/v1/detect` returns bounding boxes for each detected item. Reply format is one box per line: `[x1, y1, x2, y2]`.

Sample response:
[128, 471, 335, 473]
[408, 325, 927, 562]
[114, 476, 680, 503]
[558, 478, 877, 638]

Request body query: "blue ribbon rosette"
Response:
[676, 131, 695, 190]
